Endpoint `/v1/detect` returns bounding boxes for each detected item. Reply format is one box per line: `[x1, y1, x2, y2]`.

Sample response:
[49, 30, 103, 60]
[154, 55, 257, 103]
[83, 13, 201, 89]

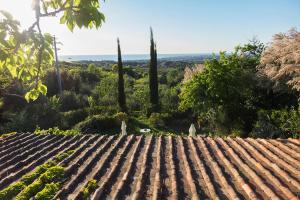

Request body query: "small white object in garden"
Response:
[140, 128, 151, 133]
[189, 123, 196, 136]
[121, 121, 127, 135]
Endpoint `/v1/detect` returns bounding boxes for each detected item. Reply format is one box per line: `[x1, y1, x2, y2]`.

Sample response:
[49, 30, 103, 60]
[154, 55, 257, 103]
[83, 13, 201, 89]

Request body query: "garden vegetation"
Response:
[0, 0, 299, 138]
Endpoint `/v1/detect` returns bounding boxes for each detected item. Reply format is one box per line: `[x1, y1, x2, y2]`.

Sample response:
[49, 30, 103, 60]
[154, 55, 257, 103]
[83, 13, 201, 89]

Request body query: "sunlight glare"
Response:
[0, 0, 37, 29]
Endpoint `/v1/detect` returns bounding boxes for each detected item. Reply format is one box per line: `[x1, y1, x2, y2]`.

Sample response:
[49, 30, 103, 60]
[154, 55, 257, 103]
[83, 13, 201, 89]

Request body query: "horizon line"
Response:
[59, 52, 223, 56]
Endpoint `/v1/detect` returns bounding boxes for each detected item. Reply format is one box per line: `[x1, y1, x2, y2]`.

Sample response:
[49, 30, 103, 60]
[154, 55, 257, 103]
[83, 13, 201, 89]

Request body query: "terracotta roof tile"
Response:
[0, 133, 299, 199]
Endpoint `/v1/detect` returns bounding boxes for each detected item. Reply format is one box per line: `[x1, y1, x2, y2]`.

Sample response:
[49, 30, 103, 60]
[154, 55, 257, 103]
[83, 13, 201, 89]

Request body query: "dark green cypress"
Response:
[149, 27, 159, 111]
[117, 38, 127, 113]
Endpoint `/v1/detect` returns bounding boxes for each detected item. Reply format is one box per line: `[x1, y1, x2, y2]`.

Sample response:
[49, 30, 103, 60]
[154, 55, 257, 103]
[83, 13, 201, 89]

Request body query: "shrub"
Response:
[149, 113, 165, 128]
[79, 70, 100, 84]
[79, 83, 93, 95]
[1, 100, 61, 133]
[270, 107, 300, 138]
[114, 112, 128, 123]
[61, 109, 88, 129]
[250, 108, 300, 138]
[251, 116, 281, 138]
[59, 91, 85, 112]
[74, 115, 119, 134]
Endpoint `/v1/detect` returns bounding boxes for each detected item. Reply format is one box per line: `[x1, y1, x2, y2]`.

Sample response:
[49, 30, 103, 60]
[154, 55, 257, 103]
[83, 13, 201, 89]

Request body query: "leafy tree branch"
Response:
[0, 0, 105, 102]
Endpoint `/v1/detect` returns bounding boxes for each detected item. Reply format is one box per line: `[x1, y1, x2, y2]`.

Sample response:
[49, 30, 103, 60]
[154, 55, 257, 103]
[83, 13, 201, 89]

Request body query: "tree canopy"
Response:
[0, 0, 105, 102]
[180, 41, 264, 134]
[258, 28, 300, 94]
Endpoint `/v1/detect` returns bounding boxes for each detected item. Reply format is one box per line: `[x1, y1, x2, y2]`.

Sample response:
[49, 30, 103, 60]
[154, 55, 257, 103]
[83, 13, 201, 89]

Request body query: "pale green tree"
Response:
[0, 0, 105, 101]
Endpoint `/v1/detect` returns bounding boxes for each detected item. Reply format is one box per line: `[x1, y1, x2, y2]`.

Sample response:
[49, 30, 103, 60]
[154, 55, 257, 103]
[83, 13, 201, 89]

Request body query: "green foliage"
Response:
[87, 64, 96, 73]
[16, 166, 64, 200]
[80, 179, 98, 199]
[111, 64, 118, 72]
[179, 42, 264, 135]
[34, 183, 60, 200]
[87, 96, 96, 108]
[0, 155, 70, 200]
[61, 109, 88, 129]
[250, 110, 282, 138]
[0, 182, 26, 200]
[55, 150, 75, 161]
[0, 0, 105, 101]
[1, 97, 61, 133]
[39, 166, 65, 183]
[130, 76, 150, 114]
[95, 73, 118, 106]
[0, 10, 54, 101]
[15, 180, 44, 200]
[79, 69, 100, 84]
[0, 34, 298, 138]
[271, 107, 300, 137]
[0, 131, 16, 138]
[117, 38, 127, 113]
[56, 0, 105, 31]
[149, 113, 165, 128]
[34, 126, 80, 135]
[114, 112, 129, 123]
[165, 68, 184, 87]
[251, 107, 300, 138]
[48, 95, 60, 110]
[59, 91, 86, 112]
[149, 27, 159, 111]
[86, 179, 98, 191]
[80, 188, 90, 199]
[75, 115, 119, 134]
[21, 161, 56, 185]
[160, 85, 180, 112]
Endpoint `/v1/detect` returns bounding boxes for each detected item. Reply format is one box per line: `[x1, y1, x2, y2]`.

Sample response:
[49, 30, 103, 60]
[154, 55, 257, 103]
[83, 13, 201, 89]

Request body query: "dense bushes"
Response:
[59, 91, 87, 112]
[1, 39, 299, 138]
[179, 41, 299, 137]
[61, 109, 88, 129]
[251, 108, 300, 138]
[149, 113, 165, 128]
[1, 97, 61, 133]
[75, 115, 119, 134]
[0, 62, 188, 134]
[114, 112, 129, 123]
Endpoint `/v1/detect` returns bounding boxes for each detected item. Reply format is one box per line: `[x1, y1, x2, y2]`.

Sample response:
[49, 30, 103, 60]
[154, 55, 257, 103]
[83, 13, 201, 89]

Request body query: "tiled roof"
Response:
[0, 133, 299, 199]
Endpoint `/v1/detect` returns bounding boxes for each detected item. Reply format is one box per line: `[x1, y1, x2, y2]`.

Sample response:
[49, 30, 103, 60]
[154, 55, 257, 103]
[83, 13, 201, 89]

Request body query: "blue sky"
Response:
[0, 0, 299, 55]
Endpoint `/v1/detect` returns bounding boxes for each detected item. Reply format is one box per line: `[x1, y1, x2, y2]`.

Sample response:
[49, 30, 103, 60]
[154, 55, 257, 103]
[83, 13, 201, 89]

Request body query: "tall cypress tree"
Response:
[117, 38, 127, 113]
[149, 27, 159, 111]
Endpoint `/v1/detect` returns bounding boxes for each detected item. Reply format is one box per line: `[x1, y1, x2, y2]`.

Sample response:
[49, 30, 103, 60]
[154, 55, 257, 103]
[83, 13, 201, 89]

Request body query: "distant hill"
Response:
[59, 53, 218, 68]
